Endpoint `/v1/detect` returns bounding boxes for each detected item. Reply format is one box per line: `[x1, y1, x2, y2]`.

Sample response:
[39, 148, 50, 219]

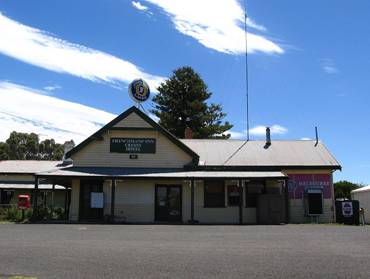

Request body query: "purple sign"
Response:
[287, 173, 332, 199]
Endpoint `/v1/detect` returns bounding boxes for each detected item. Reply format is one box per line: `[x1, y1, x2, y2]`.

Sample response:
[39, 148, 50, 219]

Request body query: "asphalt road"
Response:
[0, 224, 369, 279]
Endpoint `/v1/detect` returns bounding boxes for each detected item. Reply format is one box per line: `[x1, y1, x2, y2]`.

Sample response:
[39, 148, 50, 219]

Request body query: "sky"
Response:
[0, 0, 369, 184]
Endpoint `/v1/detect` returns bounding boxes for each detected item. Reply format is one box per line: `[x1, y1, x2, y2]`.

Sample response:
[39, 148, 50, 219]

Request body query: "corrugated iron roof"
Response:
[0, 160, 69, 174]
[37, 167, 286, 179]
[181, 139, 340, 168]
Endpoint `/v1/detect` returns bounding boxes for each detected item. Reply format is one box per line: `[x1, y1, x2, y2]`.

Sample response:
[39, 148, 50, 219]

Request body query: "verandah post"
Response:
[111, 179, 116, 222]
[190, 179, 195, 223]
[239, 179, 243, 225]
[32, 177, 39, 220]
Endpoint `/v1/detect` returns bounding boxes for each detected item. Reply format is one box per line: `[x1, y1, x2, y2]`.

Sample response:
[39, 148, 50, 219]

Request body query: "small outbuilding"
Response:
[351, 185, 370, 224]
[0, 160, 69, 210]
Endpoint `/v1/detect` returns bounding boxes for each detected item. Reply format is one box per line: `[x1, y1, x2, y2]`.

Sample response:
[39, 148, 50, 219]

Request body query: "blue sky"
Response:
[0, 0, 369, 184]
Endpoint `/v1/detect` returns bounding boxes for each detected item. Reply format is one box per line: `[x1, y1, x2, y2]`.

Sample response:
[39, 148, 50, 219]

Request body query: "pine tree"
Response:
[151, 67, 233, 139]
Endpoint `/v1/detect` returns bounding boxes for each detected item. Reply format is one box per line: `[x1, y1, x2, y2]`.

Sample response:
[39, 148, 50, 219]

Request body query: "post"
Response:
[239, 179, 243, 225]
[284, 178, 290, 224]
[51, 183, 55, 210]
[32, 177, 39, 220]
[190, 179, 195, 223]
[111, 179, 116, 222]
[64, 186, 68, 220]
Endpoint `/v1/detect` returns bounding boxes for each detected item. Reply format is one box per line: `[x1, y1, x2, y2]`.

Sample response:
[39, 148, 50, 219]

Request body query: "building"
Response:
[24, 106, 340, 224]
[0, 160, 68, 209]
[351, 185, 370, 224]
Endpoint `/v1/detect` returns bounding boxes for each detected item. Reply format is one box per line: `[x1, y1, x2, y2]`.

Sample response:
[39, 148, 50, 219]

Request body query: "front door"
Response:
[155, 185, 182, 222]
[79, 180, 103, 221]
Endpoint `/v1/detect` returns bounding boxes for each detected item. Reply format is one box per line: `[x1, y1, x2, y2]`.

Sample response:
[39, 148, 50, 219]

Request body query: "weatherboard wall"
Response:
[112, 112, 152, 128]
[71, 130, 193, 168]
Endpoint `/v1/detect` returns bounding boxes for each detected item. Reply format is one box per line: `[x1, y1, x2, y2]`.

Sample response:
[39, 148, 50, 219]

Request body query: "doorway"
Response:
[155, 185, 182, 222]
[79, 180, 104, 221]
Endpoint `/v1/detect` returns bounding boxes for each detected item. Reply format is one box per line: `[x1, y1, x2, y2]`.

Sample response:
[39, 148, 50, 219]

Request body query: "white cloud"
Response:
[300, 137, 312, 141]
[0, 12, 164, 90]
[227, 124, 288, 139]
[0, 81, 117, 144]
[321, 59, 339, 74]
[142, 0, 283, 55]
[323, 65, 338, 74]
[43, 85, 61, 91]
[132, 1, 149, 11]
[249, 125, 287, 136]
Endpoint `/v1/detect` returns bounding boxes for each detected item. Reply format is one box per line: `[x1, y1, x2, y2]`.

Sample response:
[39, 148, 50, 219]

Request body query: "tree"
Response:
[334, 180, 362, 200]
[39, 139, 64, 160]
[6, 132, 39, 160]
[0, 142, 10, 160]
[151, 66, 233, 139]
[0, 131, 70, 160]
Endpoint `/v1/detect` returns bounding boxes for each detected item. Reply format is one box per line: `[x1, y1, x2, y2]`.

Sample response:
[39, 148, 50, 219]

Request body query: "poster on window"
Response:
[91, 192, 104, 208]
[342, 201, 353, 217]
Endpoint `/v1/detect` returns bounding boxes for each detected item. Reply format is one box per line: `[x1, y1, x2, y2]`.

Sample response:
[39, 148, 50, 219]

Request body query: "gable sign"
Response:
[110, 138, 156, 154]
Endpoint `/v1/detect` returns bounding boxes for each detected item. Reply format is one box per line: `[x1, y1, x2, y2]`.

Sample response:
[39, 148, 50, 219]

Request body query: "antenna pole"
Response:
[315, 126, 319, 146]
[243, 0, 250, 141]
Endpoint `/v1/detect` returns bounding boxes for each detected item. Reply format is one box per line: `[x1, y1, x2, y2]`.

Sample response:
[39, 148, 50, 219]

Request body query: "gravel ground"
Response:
[0, 224, 369, 279]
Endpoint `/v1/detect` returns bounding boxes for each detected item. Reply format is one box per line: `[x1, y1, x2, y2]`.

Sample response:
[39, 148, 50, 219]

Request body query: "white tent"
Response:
[351, 185, 370, 224]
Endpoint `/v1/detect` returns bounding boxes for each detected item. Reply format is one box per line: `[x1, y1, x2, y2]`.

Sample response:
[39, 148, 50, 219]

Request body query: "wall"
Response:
[71, 111, 193, 168]
[285, 170, 335, 223]
[71, 130, 193, 168]
[352, 191, 370, 224]
[194, 180, 239, 224]
[0, 174, 34, 182]
[111, 179, 255, 224]
[112, 180, 190, 223]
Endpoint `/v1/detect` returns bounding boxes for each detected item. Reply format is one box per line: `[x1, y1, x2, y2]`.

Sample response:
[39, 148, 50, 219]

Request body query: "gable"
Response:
[113, 112, 152, 128]
[67, 106, 199, 168]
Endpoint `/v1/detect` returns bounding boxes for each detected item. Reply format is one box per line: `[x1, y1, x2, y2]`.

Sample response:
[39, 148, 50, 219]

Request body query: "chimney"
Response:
[264, 127, 271, 149]
[184, 126, 193, 139]
[62, 140, 75, 163]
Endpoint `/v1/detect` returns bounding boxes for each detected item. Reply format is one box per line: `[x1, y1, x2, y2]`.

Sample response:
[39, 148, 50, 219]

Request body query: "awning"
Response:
[36, 167, 287, 180]
[0, 183, 65, 190]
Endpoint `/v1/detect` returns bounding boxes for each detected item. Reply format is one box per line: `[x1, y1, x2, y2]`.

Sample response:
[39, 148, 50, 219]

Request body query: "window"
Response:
[245, 182, 264, 208]
[307, 190, 323, 215]
[204, 181, 225, 207]
[227, 185, 240, 206]
[0, 190, 14, 204]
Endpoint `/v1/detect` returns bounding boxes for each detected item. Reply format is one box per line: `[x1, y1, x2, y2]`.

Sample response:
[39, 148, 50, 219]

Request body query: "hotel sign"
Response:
[110, 138, 156, 154]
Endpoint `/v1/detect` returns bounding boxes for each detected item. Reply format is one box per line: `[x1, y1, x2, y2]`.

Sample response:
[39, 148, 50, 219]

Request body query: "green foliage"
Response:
[35, 207, 66, 221]
[151, 66, 233, 139]
[0, 142, 10, 160]
[0, 131, 72, 160]
[334, 180, 362, 199]
[0, 206, 65, 222]
[0, 206, 32, 222]
[39, 138, 65, 160]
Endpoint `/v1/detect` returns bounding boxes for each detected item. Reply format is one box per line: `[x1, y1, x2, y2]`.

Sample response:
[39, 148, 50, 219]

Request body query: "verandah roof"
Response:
[0, 183, 65, 190]
[36, 167, 287, 180]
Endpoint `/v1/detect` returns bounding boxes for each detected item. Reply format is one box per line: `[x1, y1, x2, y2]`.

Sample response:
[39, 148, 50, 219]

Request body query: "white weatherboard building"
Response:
[351, 185, 370, 224]
[2, 106, 341, 224]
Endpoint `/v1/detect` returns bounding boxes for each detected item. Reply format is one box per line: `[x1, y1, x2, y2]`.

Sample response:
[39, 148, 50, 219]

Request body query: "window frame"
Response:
[245, 180, 266, 208]
[203, 180, 225, 208]
[227, 184, 241, 207]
